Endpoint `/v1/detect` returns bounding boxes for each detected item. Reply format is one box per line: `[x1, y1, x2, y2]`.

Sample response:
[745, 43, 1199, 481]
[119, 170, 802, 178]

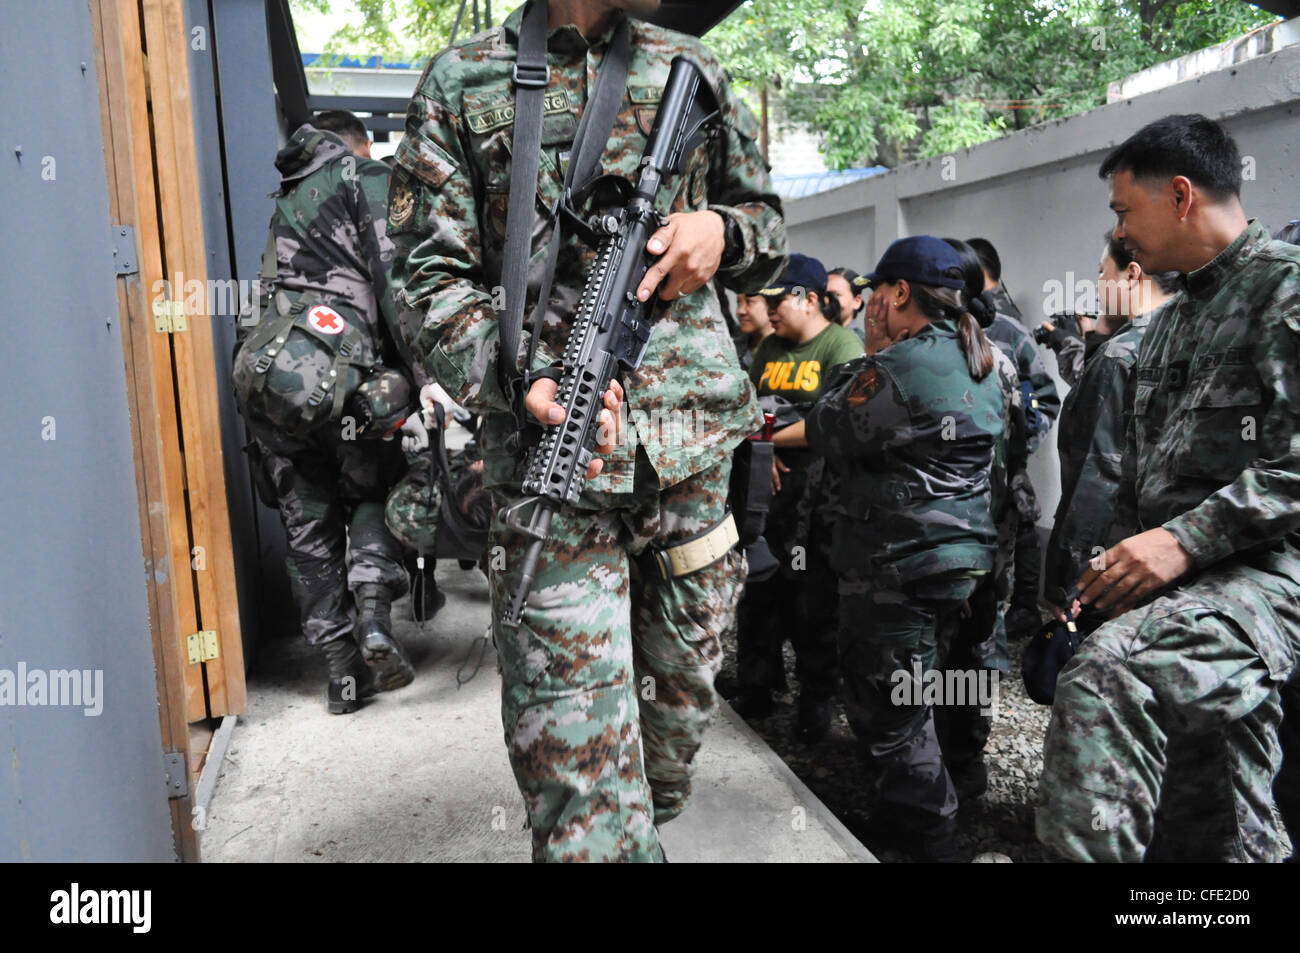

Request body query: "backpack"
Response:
[232, 204, 377, 437]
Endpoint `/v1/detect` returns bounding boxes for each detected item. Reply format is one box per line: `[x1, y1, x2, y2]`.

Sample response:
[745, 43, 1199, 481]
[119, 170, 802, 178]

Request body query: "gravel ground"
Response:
[718, 620, 1052, 863]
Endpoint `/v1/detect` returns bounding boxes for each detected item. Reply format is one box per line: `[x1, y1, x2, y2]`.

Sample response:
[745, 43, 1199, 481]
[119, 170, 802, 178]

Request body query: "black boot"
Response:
[321, 636, 376, 715]
[355, 583, 415, 692]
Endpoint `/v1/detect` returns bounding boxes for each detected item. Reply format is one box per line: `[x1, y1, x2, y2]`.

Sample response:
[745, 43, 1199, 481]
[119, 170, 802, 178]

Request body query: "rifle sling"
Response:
[499, 0, 632, 416]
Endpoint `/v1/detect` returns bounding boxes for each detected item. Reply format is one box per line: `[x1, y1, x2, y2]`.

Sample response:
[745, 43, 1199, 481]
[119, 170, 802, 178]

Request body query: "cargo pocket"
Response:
[495, 613, 554, 689]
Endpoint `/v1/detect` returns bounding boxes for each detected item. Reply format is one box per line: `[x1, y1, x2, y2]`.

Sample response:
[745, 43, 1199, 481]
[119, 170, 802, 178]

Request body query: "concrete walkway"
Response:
[201, 563, 873, 863]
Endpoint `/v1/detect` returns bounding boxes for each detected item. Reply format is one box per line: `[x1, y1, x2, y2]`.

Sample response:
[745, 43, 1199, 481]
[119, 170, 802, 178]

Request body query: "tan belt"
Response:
[642, 512, 740, 581]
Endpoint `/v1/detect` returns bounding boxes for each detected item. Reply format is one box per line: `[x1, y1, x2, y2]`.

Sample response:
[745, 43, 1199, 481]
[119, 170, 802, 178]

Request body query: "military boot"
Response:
[355, 583, 415, 692]
[321, 636, 376, 715]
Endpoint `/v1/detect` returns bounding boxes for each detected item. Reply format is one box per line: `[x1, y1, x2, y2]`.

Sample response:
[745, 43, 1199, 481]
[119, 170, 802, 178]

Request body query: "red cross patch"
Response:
[307, 305, 344, 335]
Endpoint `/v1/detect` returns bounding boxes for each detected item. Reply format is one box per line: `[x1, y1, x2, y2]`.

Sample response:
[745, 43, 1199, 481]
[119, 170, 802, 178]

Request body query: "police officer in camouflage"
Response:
[387, 0, 785, 862]
[1038, 114, 1300, 862]
[1041, 234, 1177, 632]
[238, 110, 419, 715]
[807, 236, 1004, 861]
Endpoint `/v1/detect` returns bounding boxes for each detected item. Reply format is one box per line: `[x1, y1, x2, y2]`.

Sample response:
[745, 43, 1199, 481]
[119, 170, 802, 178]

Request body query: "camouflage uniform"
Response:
[240, 125, 411, 647]
[1042, 308, 1160, 613]
[986, 282, 1023, 323]
[1037, 221, 1300, 862]
[806, 319, 1003, 846]
[984, 308, 1059, 625]
[387, 8, 785, 861]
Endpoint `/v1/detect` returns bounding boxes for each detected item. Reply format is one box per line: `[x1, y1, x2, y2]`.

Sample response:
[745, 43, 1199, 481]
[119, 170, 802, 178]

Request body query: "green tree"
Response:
[295, 1, 1278, 167]
[292, 0, 474, 63]
[711, 0, 1278, 169]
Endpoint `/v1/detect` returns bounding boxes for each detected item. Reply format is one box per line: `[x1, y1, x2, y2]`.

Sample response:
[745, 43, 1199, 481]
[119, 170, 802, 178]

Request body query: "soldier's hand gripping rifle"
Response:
[499, 56, 722, 629]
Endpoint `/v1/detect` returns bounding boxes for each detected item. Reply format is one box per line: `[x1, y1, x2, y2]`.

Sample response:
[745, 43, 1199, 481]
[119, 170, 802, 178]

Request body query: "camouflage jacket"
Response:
[805, 318, 1004, 588]
[387, 8, 787, 496]
[986, 282, 1023, 322]
[983, 308, 1061, 453]
[245, 124, 408, 373]
[1050, 330, 1086, 389]
[1106, 220, 1300, 574]
[1043, 309, 1155, 605]
[990, 346, 1028, 526]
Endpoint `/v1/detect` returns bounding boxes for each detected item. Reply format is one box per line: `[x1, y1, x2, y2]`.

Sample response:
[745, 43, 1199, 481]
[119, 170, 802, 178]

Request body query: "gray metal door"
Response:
[0, 1, 176, 861]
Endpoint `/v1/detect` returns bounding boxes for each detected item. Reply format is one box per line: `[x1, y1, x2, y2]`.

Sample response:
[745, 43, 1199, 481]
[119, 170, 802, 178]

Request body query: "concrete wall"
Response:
[0, 1, 176, 861]
[784, 41, 1300, 531]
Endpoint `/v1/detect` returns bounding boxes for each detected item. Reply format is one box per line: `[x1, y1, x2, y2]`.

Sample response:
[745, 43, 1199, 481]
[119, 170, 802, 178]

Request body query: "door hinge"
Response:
[186, 630, 219, 664]
[153, 299, 188, 333]
[110, 224, 138, 276]
[163, 750, 188, 799]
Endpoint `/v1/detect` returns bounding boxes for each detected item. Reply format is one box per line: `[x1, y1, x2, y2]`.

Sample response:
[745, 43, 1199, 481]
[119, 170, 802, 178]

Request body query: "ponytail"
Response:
[819, 291, 842, 325]
[910, 279, 996, 381]
[957, 311, 995, 381]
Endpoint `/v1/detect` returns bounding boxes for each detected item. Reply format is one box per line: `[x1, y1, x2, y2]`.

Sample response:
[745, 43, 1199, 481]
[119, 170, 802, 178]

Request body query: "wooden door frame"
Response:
[90, 0, 249, 861]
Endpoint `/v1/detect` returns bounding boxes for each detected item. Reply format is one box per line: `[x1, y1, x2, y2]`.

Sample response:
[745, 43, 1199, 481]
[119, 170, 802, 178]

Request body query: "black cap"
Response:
[857, 236, 965, 291]
[756, 253, 828, 298]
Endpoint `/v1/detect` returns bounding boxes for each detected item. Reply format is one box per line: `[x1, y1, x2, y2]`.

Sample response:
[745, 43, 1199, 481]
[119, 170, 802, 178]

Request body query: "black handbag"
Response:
[1021, 610, 1084, 705]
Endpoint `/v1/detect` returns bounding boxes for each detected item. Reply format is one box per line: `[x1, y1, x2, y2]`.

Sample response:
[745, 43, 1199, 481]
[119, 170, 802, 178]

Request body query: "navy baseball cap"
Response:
[857, 236, 966, 291]
[756, 253, 828, 297]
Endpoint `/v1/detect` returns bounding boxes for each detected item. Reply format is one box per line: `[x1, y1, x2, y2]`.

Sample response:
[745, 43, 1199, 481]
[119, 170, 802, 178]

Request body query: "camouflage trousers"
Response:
[836, 571, 981, 835]
[1037, 556, 1300, 862]
[487, 452, 741, 863]
[1008, 470, 1042, 609]
[937, 569, 1012, 772]
[987, 504, 1018, 659]
[251, 420, 409, 646]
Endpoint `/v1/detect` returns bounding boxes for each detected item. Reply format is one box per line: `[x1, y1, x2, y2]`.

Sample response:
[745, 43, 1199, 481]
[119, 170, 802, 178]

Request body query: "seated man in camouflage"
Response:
[1038, 114, 1300, 862]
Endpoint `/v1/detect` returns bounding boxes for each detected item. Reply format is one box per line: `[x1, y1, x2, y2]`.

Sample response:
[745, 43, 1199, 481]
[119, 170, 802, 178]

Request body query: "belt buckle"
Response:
[653, 548, 674, 582]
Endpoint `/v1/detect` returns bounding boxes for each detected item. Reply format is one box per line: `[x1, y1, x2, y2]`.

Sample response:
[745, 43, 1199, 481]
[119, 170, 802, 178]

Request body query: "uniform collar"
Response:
[1178, 219, 1269, 299]
[502, 4, 627, 54]
[924, 317, 958, 337]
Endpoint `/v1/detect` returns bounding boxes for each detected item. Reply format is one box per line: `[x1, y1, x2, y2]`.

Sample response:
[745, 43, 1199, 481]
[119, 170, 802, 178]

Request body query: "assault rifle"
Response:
[499, 56, 722, 628]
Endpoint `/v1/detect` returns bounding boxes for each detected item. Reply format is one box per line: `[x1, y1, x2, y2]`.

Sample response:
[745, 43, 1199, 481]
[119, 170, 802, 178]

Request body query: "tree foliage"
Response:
[295, 1, 1278, 167]
[710, 0, 1278, 169]
[292, 0, 470, 63]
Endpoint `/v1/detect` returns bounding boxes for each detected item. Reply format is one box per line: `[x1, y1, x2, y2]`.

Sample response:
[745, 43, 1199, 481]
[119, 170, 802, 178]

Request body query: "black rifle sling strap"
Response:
[498, 0, 549, 407]
[498, 0, 632, 414]
[523, 19, 630, 376]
